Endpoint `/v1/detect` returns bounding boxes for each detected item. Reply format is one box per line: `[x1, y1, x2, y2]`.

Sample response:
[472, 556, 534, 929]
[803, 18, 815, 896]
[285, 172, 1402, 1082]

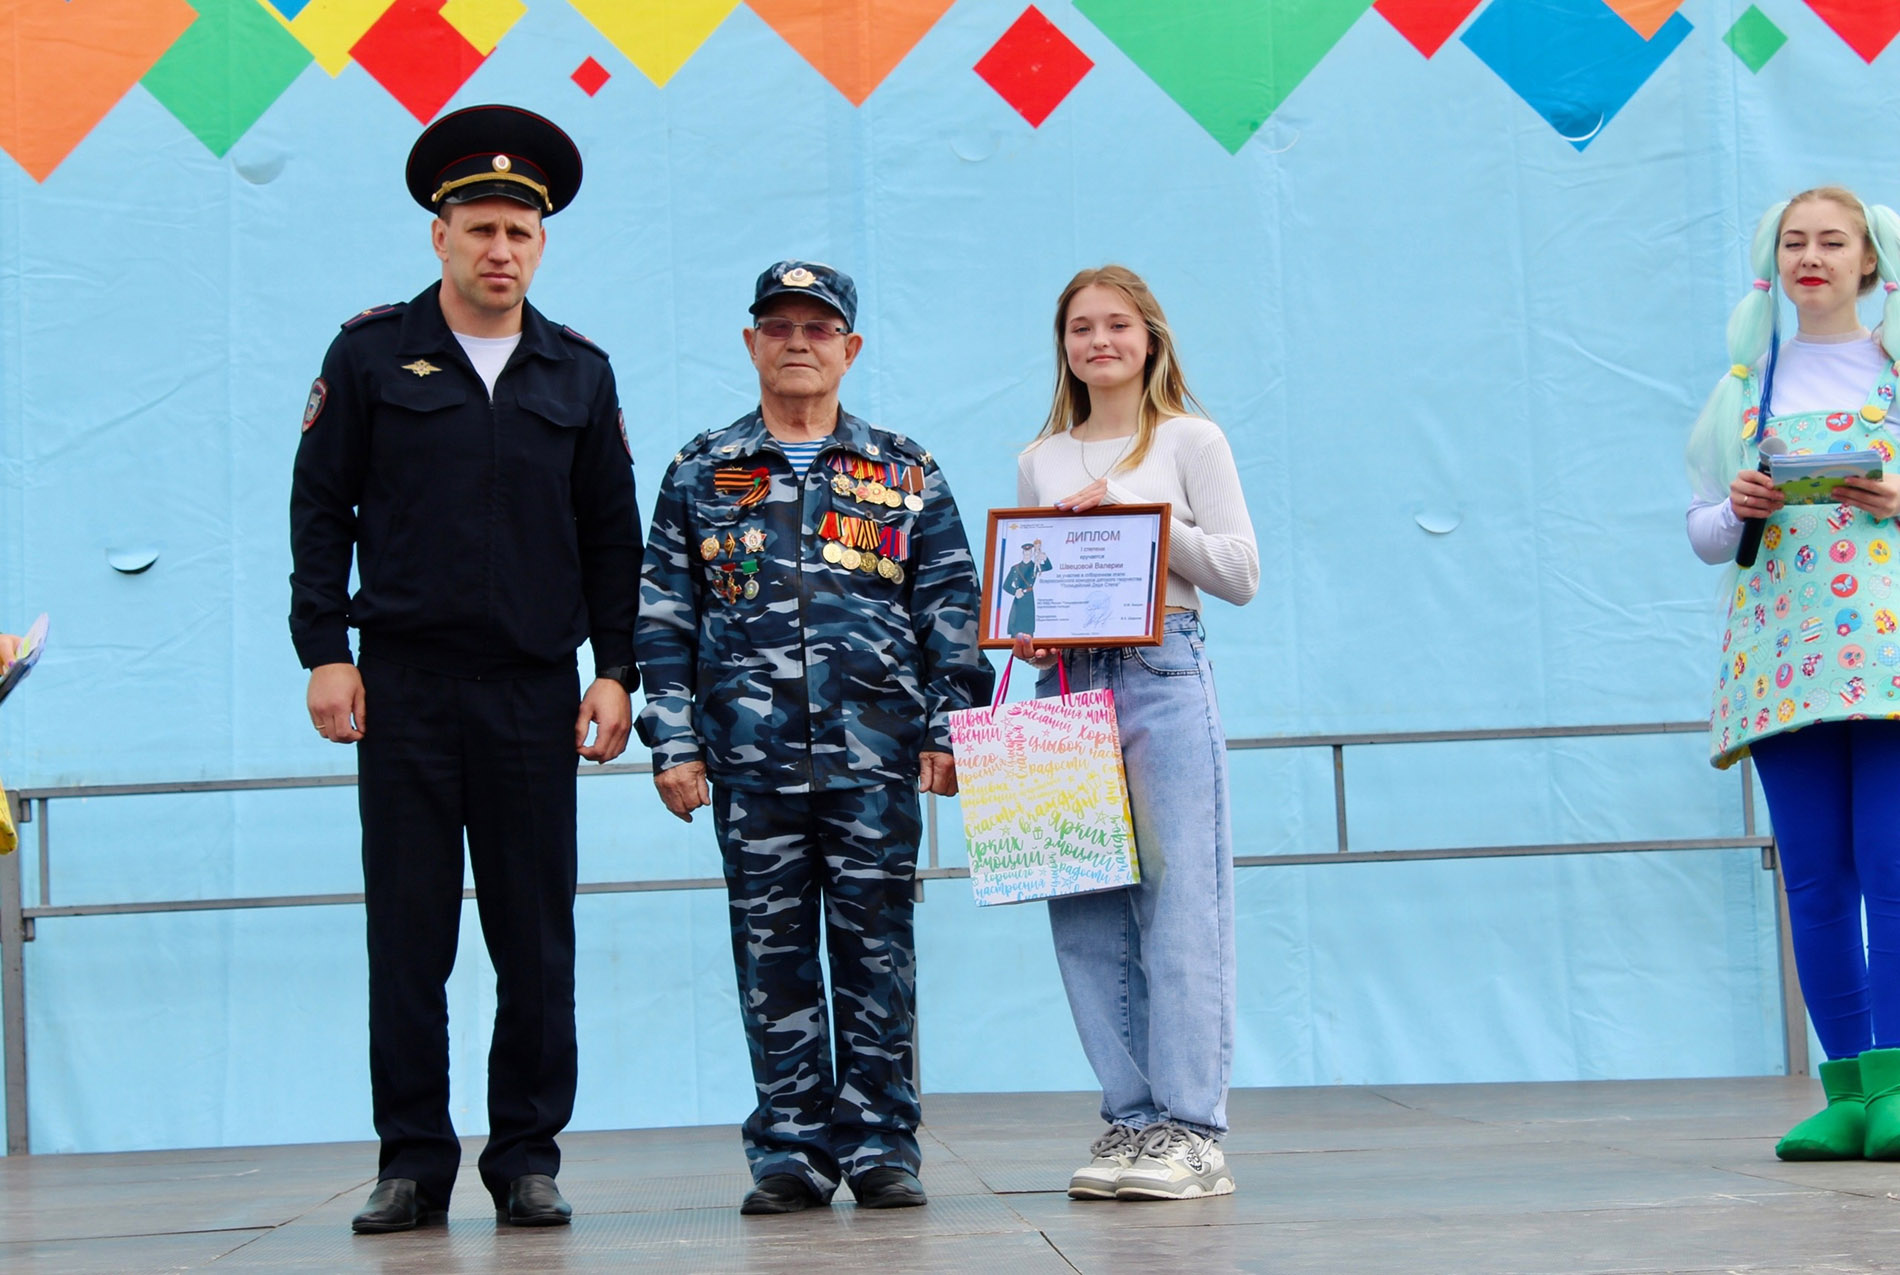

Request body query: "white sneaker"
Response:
[1067, 1123, 1148, 1199]
[1113, 1122, 1235, 1201]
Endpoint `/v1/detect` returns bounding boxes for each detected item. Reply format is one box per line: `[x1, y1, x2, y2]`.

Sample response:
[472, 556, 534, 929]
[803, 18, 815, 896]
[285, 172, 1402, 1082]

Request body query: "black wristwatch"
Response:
[596, 665, 636, 691]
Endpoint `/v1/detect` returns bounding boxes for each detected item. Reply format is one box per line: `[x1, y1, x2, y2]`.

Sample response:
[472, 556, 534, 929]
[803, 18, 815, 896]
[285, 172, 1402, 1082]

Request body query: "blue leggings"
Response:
[1751, 720, 1900, 1059]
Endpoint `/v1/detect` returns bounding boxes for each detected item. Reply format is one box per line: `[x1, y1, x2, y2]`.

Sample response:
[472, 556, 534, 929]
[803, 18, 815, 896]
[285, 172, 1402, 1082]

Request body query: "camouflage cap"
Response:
[749, 260, 857, 331]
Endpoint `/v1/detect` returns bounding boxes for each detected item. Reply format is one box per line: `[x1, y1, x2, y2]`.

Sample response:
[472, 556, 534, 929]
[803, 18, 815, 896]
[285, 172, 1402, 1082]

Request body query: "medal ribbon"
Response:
[714, 465, 770, 507]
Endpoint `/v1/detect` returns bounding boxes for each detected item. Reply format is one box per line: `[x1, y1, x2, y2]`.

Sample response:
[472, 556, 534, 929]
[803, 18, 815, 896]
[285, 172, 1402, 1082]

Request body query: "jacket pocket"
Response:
[516, 391, 586, 430]
[375, 377, 468, 414]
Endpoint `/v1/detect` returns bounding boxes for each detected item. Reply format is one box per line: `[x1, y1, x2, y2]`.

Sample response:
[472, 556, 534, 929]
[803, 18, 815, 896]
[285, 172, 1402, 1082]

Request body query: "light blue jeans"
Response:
[1039, 611, 1236, 1137]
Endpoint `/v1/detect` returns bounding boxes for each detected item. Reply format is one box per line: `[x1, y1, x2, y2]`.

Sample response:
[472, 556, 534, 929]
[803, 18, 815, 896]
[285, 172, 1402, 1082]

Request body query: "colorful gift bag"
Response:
[948, 656, 1138, 906]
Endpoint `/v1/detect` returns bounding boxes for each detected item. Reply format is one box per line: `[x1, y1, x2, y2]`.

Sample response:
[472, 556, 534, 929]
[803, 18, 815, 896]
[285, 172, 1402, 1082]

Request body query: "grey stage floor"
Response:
[5, 1080, 1900, 1274]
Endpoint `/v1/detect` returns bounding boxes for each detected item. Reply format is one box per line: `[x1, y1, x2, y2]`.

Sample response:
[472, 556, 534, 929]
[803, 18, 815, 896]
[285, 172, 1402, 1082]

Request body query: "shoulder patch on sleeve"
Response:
[302, 378, 327, 431]
[341, 303, 402, 331]
[618, 409, 631, 459]
[561, 325, 608, 356]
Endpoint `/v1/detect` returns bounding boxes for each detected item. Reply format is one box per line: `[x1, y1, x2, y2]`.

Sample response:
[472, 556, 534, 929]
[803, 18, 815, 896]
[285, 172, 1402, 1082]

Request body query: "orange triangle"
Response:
[747, 0, 955, 105]
[0, 0, 197, 181]
[1602, 0, 1681, 40]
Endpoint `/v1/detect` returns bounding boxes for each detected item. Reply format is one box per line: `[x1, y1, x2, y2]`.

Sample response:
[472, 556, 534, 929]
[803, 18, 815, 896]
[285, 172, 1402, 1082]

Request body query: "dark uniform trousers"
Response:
[357, 654, 580, 1206]
[713, 783, 924, 1197]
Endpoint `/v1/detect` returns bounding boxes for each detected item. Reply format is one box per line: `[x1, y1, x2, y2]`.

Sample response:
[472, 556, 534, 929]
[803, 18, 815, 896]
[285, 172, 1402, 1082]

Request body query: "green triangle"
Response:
[1076, 0, 1372, 153]
[143, 0, 314, 157]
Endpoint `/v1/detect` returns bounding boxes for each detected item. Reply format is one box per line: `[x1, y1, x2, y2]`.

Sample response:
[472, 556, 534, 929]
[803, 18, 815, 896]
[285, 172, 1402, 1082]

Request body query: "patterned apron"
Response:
[1711, 360, 1900, 768]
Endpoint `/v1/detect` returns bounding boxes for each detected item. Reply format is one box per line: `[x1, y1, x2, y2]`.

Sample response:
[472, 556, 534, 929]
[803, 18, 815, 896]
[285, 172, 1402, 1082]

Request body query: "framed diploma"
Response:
[979, 505, 1171, 649]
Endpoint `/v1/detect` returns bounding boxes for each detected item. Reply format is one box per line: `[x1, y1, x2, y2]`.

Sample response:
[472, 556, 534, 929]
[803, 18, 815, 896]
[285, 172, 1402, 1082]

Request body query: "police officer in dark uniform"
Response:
[288, 104, 640, 1234]
[636, 262, 993, 1214]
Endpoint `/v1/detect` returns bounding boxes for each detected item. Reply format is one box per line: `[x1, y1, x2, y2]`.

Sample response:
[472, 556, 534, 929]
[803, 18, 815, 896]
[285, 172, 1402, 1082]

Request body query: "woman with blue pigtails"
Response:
[1687, 187, 1900, 1160]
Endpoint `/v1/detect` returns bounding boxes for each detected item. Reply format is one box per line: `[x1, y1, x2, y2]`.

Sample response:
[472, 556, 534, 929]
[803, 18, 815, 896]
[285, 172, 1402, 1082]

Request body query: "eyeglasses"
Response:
[754, 318, 848, 343]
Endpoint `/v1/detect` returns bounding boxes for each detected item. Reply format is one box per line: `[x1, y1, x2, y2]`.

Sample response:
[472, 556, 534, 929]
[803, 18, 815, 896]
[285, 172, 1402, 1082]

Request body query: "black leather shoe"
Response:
[498, 1173, 572, 1226]
[739, 1173, 823, 1215]
[851, 1167, 927, 1209]
[351, 1178, 447, 1234]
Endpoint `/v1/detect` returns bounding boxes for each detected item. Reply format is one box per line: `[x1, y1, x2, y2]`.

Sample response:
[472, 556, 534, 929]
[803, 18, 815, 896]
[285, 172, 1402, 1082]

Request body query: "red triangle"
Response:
[1375, 0, 1484, 58]
[1805, 0, 1900, 63]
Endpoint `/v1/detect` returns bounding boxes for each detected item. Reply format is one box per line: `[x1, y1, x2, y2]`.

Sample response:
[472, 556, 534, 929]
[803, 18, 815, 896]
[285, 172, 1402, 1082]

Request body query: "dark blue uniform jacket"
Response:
[289, 285, 640, 680]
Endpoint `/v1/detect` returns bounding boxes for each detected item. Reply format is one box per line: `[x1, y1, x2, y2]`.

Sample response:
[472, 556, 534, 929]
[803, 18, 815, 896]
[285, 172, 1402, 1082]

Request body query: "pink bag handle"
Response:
[991, 650, 1068, 712]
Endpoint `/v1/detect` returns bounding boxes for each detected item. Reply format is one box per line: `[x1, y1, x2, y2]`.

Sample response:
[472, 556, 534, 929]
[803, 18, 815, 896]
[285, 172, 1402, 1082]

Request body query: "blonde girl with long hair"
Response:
[1013, 265, 1260, 1200]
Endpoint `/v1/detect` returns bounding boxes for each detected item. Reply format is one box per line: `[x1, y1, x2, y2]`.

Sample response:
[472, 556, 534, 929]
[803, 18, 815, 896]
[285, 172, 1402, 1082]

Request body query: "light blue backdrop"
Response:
[0, 0, 1873, 1152]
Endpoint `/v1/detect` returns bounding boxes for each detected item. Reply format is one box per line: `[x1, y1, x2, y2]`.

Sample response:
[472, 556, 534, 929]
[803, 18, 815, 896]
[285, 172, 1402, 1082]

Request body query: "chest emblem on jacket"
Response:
[401, 359, 442, 378]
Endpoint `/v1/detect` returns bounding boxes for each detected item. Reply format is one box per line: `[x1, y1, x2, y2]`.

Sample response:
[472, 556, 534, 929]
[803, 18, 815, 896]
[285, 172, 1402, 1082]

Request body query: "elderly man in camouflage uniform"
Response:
[635, 261, 993, 1214]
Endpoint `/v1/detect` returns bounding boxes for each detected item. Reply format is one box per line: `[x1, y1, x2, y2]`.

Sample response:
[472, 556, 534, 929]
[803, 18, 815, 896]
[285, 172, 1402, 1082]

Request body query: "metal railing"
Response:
[0, 720, 1794, 1156]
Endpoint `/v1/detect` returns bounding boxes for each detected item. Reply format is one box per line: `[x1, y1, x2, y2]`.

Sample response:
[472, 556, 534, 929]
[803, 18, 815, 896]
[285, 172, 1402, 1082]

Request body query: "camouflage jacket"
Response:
[635, 408, 994, 793]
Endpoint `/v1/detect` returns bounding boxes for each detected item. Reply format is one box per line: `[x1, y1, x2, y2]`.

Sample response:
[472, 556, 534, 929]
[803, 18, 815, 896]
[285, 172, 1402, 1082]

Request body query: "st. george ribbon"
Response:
[1735, 435, 1790, 568]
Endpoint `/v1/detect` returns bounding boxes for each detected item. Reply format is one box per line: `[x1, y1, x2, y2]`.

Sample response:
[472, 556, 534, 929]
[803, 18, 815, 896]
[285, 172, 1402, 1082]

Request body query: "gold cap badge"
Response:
[781, 267, 816, 288]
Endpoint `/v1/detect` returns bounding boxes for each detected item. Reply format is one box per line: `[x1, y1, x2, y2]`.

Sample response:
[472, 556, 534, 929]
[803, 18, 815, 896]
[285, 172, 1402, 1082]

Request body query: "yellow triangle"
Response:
[254, 0, 393, 77]
[567, 0, 739, 87]
[441, 0, 525, 55]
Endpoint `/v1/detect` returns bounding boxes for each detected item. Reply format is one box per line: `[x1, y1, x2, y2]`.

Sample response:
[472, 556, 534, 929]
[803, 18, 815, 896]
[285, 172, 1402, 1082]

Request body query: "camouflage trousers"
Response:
[713, 783, 922, 1196]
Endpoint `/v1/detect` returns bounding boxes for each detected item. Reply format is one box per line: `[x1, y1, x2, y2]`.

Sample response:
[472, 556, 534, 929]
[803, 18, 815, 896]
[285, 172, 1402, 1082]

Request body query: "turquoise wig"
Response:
[1685, 195, 1900, 503]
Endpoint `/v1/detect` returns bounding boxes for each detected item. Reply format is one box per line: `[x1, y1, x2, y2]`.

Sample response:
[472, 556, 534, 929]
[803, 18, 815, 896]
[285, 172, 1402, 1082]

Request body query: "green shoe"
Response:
[1776, 1057, 1865, 1160]
[1860, 1048, 1900, 1159]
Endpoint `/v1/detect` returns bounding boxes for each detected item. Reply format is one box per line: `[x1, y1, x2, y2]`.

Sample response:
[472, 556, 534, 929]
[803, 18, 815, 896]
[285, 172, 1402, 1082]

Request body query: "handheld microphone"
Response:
[1735, 435, 1789, 568]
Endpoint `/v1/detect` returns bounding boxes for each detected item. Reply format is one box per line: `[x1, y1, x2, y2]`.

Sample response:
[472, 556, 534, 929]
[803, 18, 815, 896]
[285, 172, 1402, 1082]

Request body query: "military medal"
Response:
[851, 514, 882, 574]
[723, 532, 738, 556]
[741, 527, 767, 554]
[864, 480, 887, 505]
[876, 525, 908, 582]
[700, 537, 720, 561]
[823, 540, 844, 564]
[877, 462, 904, 509]
[743, 578, 759, 599]
[832, 472, 854, 497]
[833, 513, 864, 571]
